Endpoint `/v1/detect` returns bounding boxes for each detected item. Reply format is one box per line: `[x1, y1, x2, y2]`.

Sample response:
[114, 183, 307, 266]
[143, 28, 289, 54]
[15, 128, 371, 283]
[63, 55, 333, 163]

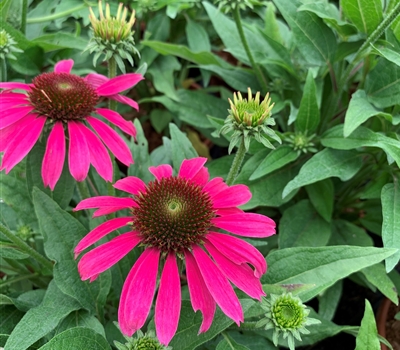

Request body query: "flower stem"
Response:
[226, 137, 247, 186]
[77, 180, 91, 200]
[21, 0, 28, 33]
[233, 6, 268, 93]
[0, 223, 53, 272]
[108, 56, 118, 112]
[0, 59, 7, 82]
[26, 3, 88, 24]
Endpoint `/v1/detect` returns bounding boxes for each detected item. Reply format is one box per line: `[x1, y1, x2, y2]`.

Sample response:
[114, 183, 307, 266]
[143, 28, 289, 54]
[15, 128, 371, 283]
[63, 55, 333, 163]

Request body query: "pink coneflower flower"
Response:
[74, 157, 276, 345]
[0, 59, 143, 189]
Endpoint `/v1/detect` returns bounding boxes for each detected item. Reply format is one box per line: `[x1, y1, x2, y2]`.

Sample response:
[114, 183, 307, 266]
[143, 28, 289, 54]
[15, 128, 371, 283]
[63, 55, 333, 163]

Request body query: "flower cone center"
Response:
[273, 300, 304, 329]
[28, 72, 98, 120]
[131, 177, 215, 253]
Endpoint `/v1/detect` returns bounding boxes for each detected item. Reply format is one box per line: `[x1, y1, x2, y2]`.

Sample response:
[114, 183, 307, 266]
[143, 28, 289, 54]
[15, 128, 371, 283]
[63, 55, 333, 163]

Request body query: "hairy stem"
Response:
[226, 137, 247, 186]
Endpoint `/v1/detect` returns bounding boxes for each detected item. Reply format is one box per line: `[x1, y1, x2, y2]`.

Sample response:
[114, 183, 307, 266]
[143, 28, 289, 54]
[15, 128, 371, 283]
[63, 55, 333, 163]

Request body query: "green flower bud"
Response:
[214, 0, 260, 13]
[219, 88, 281, 153]
[114, 329, 172, 350]
[0, 30, 22, 61]
[285, 132, 318, 155]
[256, 293, 321, 350]
[85, 1, 139, 73]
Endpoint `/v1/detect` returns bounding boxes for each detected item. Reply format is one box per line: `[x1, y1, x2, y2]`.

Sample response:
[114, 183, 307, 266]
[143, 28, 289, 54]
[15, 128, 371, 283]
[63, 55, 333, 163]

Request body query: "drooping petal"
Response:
[149, 164, 173, 180]
[42, 122, 65, 190]
[0, 82, 32, 91]
[95, 108, 136, 137]
[54, 59, 74, 74]
[0, 92, 28, 101]
[68, 121, 90, 182]
[155, 253, 181, 345]
[0, 106, 34, 129]
[206, 231, 267, 278]
[114, 176, 147, 195]
[212, 213, 276, 238]
[184, 249, 216, 333]
[192, 245, 243, 325]
[203, 177, 228, 198]
[78, 123, 113, 183]
[93, 205, 136, 218]
[205, 239, 265, 300]
[0, 114, 34, 152]
[86, 116, 133, 166]
[78, 231, 141, 281]
[0, 101, 28, 110]
[178, 157, 207, 181]
[96, 73, 144, 96]
[75, 196, 136, 211]
[215, 208, 243, 216]
[191, 166, 209, 187]
[0, 116, 46, 173]
[110, 94, 139, 110]
[84, 73, 108, 88]
[74, 217, 134, 256]
[119, 248, 160, 336]
[211, 185, 252, 208]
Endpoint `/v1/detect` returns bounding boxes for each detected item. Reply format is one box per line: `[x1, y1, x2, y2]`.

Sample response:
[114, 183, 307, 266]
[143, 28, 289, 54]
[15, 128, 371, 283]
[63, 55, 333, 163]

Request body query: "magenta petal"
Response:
[184, 249, 216, 333]
[110, 94, 139, 110]
[178, 157, 207, 181]
[68, 122, 90, 182]
[93, 205, 135, 218]
[155, 253, 181, 345]
[0, 106, 34, 130]
[95, 108, 136, 137]
[96, 73, 144, 96]
[148, 164, 173, 180]
[42, 122, 65, 190]
[192, 245, 243, 325]
[54, 59, 74, 73]
[203, 177, 228, 198]
[0, 92, 28, 101]
[0, 82, 32, 91]
[114, 176, 147, 195]
[75, 196, 136, 211]
[1, 117, 45, 173]
[206, 232, 267, 278]
[212, 213, 276, 238]
[205, 239, 265, 300]
[191, 167, 209, 187]
[84, 73, 108, 88]
[215, 208, 243, 216]
[78, 231, 141, 280]
[119, 248, 160, 336]
[211, 184, 252, 208]
[86, 116, 133, 166]
[74, 217, 133, 256]
[78, 123, 113, 182]
[0, 114, 35, 152]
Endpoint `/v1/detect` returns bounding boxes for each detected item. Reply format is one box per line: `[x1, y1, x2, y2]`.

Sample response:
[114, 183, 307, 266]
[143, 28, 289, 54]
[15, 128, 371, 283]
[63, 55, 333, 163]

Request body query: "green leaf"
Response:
[235, 150, 300, 209]
[371, 43, 400, 67]
[318, 280, 343, 321]
[343, 90, 392, 137]
[38, 327, 111, 350]
[262, 246, 397, 302]
[0, 305, 24, 335]
[216, 334, 250, 350]
[321, 125, 400, 167]
[305, 179, 334, 222]
[249, 145, 299, 180]
[329, 220, 373, 247]
[361, 263, 398, 304]
[52, 310, 105, 337]
[128, 119, 153, 183]
[26, 140, 75, 210]
[4, 280, 81, 350]
[361, 172, 391, 199]
[32, 188, 111, 317]
[31, 33, 88, 52]
[365, 58, 400, 108]
[0, 0, 12, 21]
[282, 149, 363, 198]
[355, 300, 380, 350]
[186, 19, 211, 52]
[0, 242, 29, 260]
[381, 182, 400, 272]
[169, 124, 198, 171]
[272, 0, 337, 66]
[279, 200, 331, 248]
[295, 70, 320, 133]
[150, 109, 174, 134]
[167, 299, 255, 350]
[341, 0, 382, 35]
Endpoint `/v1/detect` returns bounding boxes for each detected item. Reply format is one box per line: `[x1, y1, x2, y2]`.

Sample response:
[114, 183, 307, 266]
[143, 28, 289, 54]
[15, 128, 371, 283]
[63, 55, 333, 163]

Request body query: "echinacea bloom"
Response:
[0, 59, 143, 189]
[74, 157, 276, 345]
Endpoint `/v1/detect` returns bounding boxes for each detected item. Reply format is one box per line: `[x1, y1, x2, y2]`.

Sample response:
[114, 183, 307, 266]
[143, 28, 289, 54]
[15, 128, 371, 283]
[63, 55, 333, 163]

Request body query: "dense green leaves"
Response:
[341, 0, 382, 35]
[305, 179, 334, 222]
[169, 124, 198, 171]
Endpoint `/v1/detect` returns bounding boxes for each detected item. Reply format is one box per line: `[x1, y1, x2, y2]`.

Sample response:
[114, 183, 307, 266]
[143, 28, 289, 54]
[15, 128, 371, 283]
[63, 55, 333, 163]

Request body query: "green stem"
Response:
[108, 56, 118, 112]
[226, 137, 247, 186]
[233, 6, 268, 93]
[340, 1, 400, 86]
[0, 59, 7, 82]
[0, 273, 39, 289]
[0, 223, 53, 272]
[26, 3, 88, 24]
[21, 0, 28, 33]
[77, 180, 91, 200]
